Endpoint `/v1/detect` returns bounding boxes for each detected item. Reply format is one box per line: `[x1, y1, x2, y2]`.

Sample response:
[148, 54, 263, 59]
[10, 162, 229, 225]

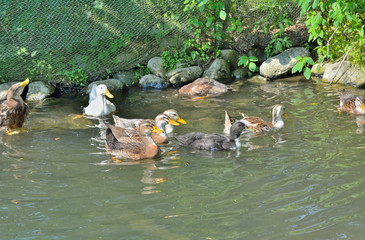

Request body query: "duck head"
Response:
[229, 121, 246, 139]
[163, 109, 187, 124]
[96, 84, 114, 99]
[139, 121, 164, 136]
[8, 78, 29, 101]
[154, 114, 180, 133]
[355, 96, 365, 113]
[272, 104, 287, 128]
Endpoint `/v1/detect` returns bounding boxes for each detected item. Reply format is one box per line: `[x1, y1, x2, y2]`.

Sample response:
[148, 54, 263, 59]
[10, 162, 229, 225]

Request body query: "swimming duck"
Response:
[112, 113, 179, 144]
[0, 78, 30, 130]
[178, 77, 232, 97]
[338, 89, 365, 115]
[83, 84, 116, 117]
[113, 109, 186, 134]
[175, 122, 246, 151]
[105, 121, 163, 160]
[224, 104, 287, 134]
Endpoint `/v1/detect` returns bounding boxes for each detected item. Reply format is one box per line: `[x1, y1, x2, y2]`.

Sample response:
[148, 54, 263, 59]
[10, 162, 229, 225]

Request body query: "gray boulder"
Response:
[86, 79, 126, 95]
[203, 58, 232, 83]
[139, 74, 168, 88]
[167, 66, 203, 86]
[259, 47, 310, 79]
[147, 57, 166, 78]
[114, 70, 139, 86]
[0, 82, 14, 101]
[26, 81, 55, 101]
[322, 61, 365, 87]
[232, 68, 250, 80]
[220, 49, 240, 68]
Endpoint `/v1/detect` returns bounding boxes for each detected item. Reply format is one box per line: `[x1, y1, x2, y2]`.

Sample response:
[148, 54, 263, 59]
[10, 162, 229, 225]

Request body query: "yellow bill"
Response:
[105, 89, 114, 98]
[282, 113, 288, 119]
[19, 78, 30, 87]
[152, 125, 164, 134]
[168, 118, 180, 126]
[361, 103, 365, 112]
[177, 116, 187, 124]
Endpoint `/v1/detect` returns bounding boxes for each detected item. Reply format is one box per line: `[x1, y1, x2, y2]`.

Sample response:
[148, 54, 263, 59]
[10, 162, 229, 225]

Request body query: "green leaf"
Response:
[292, 61, 304, 73]
[304, 67, 311, 79]
[193, 19, 200, 27]
[249, 62, 257, 72]
[206, 16, 213, 27]
[312, 0, 319, 9]
[305, 57, 315, 65]
[248, 56, 258, 62]
[219, 10, 227, 20]
[197, 0, 208, 8]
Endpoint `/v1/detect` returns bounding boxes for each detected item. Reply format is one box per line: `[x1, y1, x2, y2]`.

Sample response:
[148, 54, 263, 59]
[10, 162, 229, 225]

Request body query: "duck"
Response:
[0, 78, 30, 130]
[105, 121, 163, 160]
[113, 109, 186, 134]
[224, 104, 287, 134]
[112, 113, 180, 144]
[338, 89, 365, 115]
[175, 122, 247, 151]
[83, 84, 116, 117]
[178, 77, 233, 97]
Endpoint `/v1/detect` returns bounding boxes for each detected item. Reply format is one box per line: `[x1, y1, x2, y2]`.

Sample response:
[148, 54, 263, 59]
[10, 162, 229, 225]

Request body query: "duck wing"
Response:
[241, 116, 271, 132]
[88, 84, 98, 104]
[175, 132, 227, 150]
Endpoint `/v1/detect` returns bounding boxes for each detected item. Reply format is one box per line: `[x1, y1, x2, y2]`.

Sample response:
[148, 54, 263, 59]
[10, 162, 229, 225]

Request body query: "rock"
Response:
[114, 70, 139, 86]
[247, 48, 267, 62]
[311, 63, 325, 76]
[147, 57, 166, 78]
[86, 79, 125, 95]
[167, 66, 203, 86]
[322, 61, 365, 87]
[220, 49, 240, 68]
[203, 59, 232, 83]
[178, 77, 232, 96]
[259, 47, 310, 79]
[26, 81, 55, 101]
[232, 68, 250, 80]
[139, 74, 168, 88]
[0, 82, 14, 101]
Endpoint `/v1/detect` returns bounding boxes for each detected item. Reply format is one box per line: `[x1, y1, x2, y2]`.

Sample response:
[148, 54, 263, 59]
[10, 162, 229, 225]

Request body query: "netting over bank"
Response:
[0, 0, 301, 82]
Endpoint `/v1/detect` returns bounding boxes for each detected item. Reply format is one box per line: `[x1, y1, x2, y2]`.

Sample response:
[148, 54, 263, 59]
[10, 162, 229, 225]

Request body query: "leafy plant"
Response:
[298, 0, 365, 69]
[135, 64, 150, 79]
[292, 56, 315, 79]
[161, 47, 193, 72]
[57, 68, 88, 86]
[238, 55, 259, 76]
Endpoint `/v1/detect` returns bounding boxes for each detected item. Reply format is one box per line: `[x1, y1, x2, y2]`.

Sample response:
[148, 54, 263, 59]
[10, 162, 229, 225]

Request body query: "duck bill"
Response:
[152, 126, 164, 134]
[19, 78, 30, 87]
[105, 89, 114, 98]
[168, 118, 180, 126]
[177, 116, 187, 124]
[282, 113, 288, 119]
[361, 103, 365, 112]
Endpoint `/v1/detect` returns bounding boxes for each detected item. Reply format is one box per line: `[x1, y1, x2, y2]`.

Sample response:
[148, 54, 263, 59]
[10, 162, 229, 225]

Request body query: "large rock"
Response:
[167, 66, 203, 86]
[26, 81, 55, 101]
[232, 68, 250, 80]
[220, 49, 240, 68]
[114, 70, 139, 86]
[85, 79, 125, 95]
[0, 82, 14, 101]
[147, 57, 166, 78]
[203, 59, 232, 83]
[179, 77, 232, 96]
[322, 61, 365, 87]
[139, 74, 168, 88]
[259, 47, 310, 79]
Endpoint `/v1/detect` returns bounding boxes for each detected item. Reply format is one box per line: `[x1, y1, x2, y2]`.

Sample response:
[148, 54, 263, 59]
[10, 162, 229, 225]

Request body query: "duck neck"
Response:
[272, 113, 284, 128]
[7, 92, 22, 109]
[140, 134, 159, 158]
[155, 121, 168, 138]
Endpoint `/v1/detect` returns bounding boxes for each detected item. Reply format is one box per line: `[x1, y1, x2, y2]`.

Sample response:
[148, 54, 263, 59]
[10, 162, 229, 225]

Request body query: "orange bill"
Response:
[152, 125, 164, 134]
[105, 89, 114, 98]
[282, 113, 288, 119]
[177, 116, 187, 124]
[361, 103, 365, 112]
[168, 118, 180, 126]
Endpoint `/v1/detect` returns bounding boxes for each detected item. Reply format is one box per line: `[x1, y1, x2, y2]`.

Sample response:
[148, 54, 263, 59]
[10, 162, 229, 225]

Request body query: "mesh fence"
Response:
[0, 0, 301, 82]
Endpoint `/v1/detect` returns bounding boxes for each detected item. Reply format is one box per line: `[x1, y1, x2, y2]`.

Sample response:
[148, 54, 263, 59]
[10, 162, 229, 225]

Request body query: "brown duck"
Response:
[338, 89, 365, 115]
[105, 121, 163, 160]
[0, 78, 30, 130]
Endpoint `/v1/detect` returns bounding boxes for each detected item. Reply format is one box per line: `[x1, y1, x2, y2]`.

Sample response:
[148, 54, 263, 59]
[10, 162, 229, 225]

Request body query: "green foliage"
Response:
[238, 55, 259, 76]
[135, 64, 150, 79]
[292, 56, 315, 79]
[161, 47, 193, 72]
[57, 68, 89, 86]
[298, 0, 365, 68]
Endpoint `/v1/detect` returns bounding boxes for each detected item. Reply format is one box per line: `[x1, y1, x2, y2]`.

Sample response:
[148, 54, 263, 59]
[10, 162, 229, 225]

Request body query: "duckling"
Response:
[113, 114, 179, 144]
[113, 109, 186, 134]
[83, 84, 116, 117]
[224, 104, 287, 134]
[338, 89, 365, 115]
[175, 122, 246, 151]
[178, 77, 232, 96]
[0, 78, 30, 130]
[105, 121, 163, 160]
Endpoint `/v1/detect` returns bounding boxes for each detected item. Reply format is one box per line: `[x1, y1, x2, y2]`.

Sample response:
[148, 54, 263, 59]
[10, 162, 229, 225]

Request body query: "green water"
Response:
[1, 77, 365, 239]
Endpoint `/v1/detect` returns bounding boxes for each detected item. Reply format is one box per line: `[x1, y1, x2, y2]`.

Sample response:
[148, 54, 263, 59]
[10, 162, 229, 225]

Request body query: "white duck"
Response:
[83, 84, 116, 117]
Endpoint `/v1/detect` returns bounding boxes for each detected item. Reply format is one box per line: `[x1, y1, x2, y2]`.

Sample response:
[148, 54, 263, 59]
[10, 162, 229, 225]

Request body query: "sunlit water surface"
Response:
[1, 77, 365, 239]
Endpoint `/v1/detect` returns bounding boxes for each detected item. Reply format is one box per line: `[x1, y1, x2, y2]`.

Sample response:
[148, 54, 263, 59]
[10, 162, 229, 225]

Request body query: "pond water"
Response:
[1, 76, 365, 239]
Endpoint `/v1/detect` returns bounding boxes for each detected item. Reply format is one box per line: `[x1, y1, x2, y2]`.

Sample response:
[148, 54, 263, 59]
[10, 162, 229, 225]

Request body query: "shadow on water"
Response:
[1, 77, 365, 239]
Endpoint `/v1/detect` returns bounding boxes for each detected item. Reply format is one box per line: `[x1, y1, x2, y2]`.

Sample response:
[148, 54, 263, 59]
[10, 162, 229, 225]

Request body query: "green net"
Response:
[0, 0, 301, 83]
